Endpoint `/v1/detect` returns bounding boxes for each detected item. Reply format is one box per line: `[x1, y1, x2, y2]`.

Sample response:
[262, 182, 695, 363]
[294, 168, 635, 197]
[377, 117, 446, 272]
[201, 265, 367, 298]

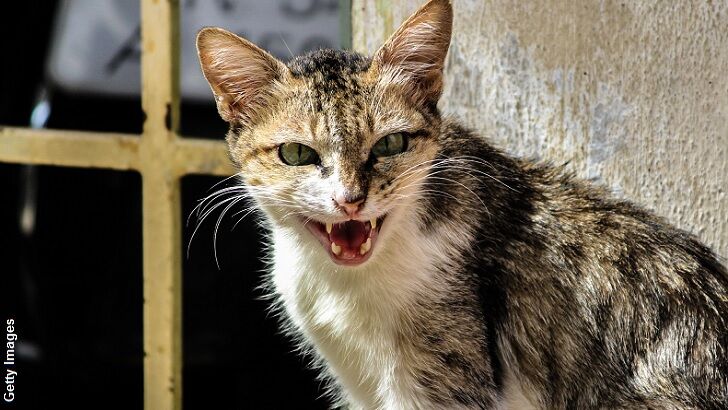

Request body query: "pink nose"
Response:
[334, 195, 365, 217]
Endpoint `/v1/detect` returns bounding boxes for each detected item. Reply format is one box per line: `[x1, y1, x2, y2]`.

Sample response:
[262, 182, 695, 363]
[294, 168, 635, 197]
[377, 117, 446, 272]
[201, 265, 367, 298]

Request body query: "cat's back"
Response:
[480, 156, 728, 408]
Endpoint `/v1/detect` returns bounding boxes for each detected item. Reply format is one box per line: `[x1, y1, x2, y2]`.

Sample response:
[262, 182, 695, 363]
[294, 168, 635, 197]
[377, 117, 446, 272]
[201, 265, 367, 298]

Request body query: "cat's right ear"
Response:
[196, 27, 287, 125]
[372, 0, 453, 106]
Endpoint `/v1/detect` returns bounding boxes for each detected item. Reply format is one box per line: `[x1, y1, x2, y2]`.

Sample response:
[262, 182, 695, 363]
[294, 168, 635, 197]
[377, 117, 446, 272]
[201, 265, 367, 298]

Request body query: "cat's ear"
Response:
[372, 0, 453, 105]
[196, 27, 287, 125]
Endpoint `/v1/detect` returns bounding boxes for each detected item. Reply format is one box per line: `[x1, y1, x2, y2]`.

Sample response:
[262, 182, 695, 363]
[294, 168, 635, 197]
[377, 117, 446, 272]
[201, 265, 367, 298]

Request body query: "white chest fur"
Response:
[269, 218, 453, 409]
[267, 222, 534, 409]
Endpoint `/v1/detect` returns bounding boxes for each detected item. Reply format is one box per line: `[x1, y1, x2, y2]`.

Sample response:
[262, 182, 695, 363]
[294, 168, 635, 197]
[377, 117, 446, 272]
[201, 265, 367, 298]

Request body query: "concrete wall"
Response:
[352, 0, 728, 259]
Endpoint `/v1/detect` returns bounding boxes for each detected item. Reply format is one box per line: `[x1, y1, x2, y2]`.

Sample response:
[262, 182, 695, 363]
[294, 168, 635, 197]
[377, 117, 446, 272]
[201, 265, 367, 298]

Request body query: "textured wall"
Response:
[353, 0, 728, 259]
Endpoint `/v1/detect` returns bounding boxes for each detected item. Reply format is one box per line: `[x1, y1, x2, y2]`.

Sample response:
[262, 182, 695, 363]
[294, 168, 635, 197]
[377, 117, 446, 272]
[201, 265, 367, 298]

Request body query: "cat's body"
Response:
[271, 119, 728, 409]
[196, 0, 728, 408]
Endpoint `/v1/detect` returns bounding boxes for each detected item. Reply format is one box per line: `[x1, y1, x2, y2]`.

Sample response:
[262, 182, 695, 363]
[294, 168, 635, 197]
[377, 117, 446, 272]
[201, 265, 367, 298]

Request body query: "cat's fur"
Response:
[196, 0, 728, 408]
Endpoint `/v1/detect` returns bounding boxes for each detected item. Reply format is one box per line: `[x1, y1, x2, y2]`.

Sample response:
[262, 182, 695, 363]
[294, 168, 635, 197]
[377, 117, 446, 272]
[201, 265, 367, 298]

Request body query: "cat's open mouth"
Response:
[302, 216, 386, 266]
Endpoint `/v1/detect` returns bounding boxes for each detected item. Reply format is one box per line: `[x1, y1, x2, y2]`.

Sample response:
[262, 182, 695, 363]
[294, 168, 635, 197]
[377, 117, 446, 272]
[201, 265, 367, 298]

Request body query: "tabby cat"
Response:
[195, 0, 728, 408]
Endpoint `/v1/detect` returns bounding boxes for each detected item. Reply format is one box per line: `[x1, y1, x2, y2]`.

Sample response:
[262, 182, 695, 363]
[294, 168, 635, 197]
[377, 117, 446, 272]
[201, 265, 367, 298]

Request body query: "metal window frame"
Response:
[0, 1, 233, 408]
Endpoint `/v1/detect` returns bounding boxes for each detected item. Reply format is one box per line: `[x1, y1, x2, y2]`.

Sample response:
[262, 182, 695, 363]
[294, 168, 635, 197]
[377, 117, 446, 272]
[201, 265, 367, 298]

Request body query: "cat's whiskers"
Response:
[211, 197, 303, 268]
[393, 156, 513, 193]
[206, 171, 245, 193]
[391, 179, 478, 210]
[439, 156, 516, 191]
[245, 186, 305, 206]
[386, 189, 461, 204]
[211, 194, 251, 268]
[391, 158, 509, 216]
[384, 159, 491, 218]
[230, 205, 262, 230]
[188, 181, 308, 267]
[188, 194, 247, 259]
[190, 185, 246, 222]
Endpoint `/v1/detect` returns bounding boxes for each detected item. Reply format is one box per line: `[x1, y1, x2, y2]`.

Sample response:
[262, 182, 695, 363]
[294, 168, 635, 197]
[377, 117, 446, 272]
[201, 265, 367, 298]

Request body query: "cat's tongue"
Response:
[330, 221, 369, 256]
[303, 216, 383, 265]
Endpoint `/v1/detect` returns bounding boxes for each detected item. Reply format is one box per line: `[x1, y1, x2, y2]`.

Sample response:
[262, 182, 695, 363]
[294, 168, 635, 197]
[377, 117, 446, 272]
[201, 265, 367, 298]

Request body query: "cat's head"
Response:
[196, 0, 453, 267]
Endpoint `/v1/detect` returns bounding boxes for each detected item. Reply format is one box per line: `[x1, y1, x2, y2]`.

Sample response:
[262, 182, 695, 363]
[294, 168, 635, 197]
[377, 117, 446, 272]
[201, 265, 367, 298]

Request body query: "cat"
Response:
[195, 0, 728, 408]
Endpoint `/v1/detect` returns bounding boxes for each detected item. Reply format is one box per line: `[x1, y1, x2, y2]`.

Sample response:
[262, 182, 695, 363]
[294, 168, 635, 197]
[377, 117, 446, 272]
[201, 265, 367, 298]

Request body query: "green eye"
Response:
[372, 132, 408, 158]
[279, 142, 320, 166]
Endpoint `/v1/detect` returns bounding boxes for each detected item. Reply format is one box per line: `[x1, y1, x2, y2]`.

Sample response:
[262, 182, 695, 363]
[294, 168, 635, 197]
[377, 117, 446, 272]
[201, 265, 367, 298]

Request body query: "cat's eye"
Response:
[372, 133, 408, 158]
[279, 142, 320, 166]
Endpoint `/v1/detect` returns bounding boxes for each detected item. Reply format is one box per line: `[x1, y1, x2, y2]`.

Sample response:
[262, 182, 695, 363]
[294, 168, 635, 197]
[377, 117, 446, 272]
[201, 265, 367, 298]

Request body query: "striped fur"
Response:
[196, 1, 728, 408]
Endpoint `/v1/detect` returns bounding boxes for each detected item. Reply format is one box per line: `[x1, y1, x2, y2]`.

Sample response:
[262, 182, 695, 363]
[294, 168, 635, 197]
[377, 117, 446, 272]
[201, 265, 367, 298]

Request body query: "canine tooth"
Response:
[331, 242, 342, 256]
[326, 222, 333, 234]
[370, 218, 377, 230]
[359, 238, 372, 255]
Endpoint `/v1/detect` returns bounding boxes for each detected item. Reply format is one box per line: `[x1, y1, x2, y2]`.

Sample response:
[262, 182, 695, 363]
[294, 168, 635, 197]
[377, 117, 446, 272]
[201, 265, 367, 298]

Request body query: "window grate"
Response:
[0, 1, 234, 408]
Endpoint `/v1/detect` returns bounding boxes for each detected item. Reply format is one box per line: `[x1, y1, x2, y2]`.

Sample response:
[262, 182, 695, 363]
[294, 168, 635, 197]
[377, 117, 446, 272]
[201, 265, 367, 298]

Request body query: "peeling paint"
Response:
[586, 83, 632, 182]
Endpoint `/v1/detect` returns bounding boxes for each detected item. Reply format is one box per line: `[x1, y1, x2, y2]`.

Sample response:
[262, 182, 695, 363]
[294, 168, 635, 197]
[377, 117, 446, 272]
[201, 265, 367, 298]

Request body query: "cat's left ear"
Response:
[372, 0, 453, 105]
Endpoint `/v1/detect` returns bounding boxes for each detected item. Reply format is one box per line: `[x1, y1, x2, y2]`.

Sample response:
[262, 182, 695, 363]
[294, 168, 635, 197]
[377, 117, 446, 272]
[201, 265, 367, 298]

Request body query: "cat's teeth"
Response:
[326, 222, 333, 234]
[359, 238, 372, 255]
[370, 218, 377, 230]
[331, 242, 342, 256]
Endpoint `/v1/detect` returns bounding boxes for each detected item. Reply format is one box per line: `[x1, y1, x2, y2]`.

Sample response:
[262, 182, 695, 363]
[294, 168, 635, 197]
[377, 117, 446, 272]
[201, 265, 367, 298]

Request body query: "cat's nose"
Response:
[333, 194, 365, 217]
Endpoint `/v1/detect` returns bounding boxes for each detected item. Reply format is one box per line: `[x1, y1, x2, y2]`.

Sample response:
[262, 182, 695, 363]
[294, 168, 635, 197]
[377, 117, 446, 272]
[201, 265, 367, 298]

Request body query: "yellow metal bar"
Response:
[174, 138, 235, 177]
[0, 127, 139, 170]
[0, 127, 234, 177]
[141, 2, 180, 137]
[140, 165, 183, 410]
[140, 0, 182, 408]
